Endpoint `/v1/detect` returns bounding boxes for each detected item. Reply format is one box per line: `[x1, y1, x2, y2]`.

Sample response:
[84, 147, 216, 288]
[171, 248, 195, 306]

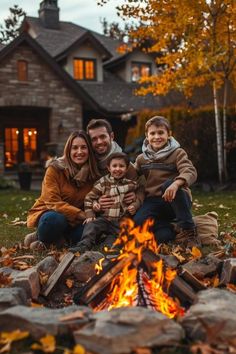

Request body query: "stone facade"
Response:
[0, 42, 83, 161]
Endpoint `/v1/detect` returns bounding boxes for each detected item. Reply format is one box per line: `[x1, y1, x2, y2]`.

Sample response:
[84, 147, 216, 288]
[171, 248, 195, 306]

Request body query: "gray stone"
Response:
[0, 305, 92, 339]
[74, 307, 184, 354]
[67, 251, 104, 282]
[0, 287, 28, 311]
[12, 267, 40, 299]
[181, 288, 236, 342]
[36, 256, 58, 277]
[220, 258, 236, 285]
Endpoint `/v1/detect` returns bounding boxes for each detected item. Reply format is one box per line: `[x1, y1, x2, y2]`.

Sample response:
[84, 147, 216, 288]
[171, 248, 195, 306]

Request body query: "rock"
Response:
[181, 288, 236, 342]
[12, 267, 40, 299]
[0, 288, 28, 311]
[36, 256, 58, 277]
[220, 258, 236, 285]
[74, 307, 184, 354]
[67, 251, 104, 282]
[0, 305, 92, 339]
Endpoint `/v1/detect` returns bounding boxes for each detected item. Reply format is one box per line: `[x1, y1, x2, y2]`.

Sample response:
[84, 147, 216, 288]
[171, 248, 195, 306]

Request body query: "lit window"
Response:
[131, 62, 152, 82]
[73, 58, 96, 80]
[17, 60, 28, 81]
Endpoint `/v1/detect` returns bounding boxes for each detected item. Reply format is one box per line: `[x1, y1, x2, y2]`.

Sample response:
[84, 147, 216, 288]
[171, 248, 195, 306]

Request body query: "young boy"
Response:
[69, 152, 142, 253]
[134, 116, 200, 248]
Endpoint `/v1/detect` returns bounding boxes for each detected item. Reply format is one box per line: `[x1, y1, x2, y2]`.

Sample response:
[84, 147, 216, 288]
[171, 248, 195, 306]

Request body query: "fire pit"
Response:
[74, 218, 192, 318]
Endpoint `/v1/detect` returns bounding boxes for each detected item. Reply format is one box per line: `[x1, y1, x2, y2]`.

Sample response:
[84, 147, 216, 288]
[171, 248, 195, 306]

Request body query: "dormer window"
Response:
[131, 62, 152, 82]
[17, 60, 28, 81]
[73, 58, 96, 81]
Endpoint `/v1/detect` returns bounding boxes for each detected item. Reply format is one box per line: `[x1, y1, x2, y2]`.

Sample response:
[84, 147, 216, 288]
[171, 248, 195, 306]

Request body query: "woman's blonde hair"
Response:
[63, 130, 100, 181]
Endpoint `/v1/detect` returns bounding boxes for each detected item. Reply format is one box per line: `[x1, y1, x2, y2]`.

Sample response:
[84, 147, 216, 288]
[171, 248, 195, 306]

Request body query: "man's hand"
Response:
[98, 194, 115, 210]
[162, 181, 183, 202]
[93, 201, 101, 212]
[127, 204, 136, 215]
[83, 217, 96, 224]
[123, 191, 136, 205]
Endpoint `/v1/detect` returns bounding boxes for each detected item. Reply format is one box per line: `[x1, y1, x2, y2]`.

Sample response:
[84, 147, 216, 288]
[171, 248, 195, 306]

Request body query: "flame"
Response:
[93, 218, 184, 318]
[95, 257, 105, 275]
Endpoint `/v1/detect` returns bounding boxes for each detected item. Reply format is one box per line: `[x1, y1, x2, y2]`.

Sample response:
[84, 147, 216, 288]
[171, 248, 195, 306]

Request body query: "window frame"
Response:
[17, 60, 28, 82]
[131, 61, 152, 82]
[73, 57, 97, 81]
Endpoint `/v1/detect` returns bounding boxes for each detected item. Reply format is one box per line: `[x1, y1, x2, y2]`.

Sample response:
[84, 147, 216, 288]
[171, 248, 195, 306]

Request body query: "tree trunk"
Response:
[213, 81, 223, 183]
[222, 80, 228, 181]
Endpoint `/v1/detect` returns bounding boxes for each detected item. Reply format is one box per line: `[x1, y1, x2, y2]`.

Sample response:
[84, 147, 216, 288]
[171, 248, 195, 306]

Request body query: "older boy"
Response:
[69, 152, 142, 253]
[134, 116, 200, 248]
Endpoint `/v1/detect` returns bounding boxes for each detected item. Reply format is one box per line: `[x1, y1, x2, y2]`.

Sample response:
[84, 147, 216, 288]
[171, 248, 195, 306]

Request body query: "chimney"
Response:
[38, 0, 60, 30]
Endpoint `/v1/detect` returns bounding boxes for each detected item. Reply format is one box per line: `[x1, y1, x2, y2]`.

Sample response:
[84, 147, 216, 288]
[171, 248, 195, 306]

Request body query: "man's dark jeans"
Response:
[133, 179, 194, 243]
[37, 210, 84, 246]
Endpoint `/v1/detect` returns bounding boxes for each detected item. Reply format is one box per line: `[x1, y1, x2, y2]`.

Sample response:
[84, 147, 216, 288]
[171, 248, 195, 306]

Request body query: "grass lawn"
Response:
[0, 188, 236, 248]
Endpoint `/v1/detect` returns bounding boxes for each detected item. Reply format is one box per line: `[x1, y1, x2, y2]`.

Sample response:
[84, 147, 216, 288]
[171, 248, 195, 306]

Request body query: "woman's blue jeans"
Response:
[133, 179, 194, 243]
[37, 211, 84, 246]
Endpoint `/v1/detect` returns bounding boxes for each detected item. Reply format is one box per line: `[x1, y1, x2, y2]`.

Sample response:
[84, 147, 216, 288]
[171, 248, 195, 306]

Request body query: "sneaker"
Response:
[68, 243, 90, 254]
[24, 231, 37, 247]
[29, 240, 46, 251]
[175, 227, 201, 248]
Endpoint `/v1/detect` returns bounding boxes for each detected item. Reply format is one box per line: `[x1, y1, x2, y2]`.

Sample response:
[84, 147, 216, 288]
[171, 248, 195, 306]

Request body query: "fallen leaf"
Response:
[134, 348, 152, 354]
[213, 275, 220, 288]
[73, 344, 86, 354]
[31, 334, 56, 353]
[39, 272, 49, 286]
[0, 273, 12, 287]
[66, 278, 74, 288]
[191, 246, 202, 259]
[0, 330, 29, 353]
[227, 283, 236, 293]
[172, 252, 186, 263]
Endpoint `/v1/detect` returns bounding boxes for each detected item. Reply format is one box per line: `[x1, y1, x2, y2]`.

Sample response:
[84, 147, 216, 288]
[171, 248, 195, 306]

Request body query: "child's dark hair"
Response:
[145, 116, 170, 133]
[107, 152, 129, 168]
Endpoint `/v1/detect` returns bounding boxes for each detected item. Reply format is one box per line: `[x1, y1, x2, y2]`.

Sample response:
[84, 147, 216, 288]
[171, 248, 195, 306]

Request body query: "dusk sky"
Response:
[0, 0, 122, 34]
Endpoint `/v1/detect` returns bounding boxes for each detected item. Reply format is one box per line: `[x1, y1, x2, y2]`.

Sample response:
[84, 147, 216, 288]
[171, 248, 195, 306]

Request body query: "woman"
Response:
[24, 130, 100, 250]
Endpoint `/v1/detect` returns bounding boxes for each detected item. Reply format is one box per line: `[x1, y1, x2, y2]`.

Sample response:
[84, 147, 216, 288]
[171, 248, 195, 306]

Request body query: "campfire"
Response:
[74, 218, 185, 319]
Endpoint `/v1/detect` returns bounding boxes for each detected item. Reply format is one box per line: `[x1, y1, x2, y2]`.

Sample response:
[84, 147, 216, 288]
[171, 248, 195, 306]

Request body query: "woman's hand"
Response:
[83, 217, 96, 224]
[162, 181, 179, 202]
[123, 191, 136, 205]
[98, 195, 115, 210]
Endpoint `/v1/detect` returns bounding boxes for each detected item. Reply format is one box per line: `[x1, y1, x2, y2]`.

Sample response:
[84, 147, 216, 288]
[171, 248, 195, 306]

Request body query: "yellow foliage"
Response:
[31, 334, 56, 353]
[0, 330, 29, 353]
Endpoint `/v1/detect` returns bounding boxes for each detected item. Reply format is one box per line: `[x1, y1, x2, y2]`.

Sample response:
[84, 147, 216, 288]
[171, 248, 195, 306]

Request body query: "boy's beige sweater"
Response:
[135, 148, 197, 199]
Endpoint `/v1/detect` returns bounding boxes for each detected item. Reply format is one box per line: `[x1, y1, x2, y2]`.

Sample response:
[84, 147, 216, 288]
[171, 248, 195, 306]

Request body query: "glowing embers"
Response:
[74, 219, 185, 319]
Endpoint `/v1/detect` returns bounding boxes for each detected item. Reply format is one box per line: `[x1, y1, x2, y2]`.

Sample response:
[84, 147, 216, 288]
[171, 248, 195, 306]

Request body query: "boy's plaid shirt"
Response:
[84, 174, 139, 220]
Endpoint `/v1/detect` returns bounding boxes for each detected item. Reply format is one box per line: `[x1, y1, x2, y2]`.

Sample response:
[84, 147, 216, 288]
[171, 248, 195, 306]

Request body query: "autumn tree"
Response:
[98, 0, 236, 183]
[0, 5, 26, 44]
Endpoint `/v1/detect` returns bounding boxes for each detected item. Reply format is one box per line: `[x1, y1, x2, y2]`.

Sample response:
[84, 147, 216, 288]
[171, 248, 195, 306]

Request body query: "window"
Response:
[73, 58, 96, 80]
[17, 60, 28, 81]
[4, 127, 38, 168]
[131, 62, 152, 82]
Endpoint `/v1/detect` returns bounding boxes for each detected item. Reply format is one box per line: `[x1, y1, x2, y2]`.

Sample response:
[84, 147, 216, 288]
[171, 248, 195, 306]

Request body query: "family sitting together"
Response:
[25, 116, 200, 253]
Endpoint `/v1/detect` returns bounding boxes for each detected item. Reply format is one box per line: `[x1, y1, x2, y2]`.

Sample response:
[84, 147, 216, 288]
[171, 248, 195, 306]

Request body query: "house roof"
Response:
[22, 16, 123, 61]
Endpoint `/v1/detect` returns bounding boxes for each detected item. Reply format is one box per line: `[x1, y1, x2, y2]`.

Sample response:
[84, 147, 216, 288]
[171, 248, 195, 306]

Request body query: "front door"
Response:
[5, 127, 38, 168]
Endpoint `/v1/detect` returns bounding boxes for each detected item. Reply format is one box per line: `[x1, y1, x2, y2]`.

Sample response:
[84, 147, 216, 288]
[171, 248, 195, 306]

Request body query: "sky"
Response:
[0, 0, 123, 34]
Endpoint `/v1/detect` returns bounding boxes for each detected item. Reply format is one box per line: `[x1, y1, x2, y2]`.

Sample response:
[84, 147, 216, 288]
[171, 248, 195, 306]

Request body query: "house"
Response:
[0, 0, 185, 173]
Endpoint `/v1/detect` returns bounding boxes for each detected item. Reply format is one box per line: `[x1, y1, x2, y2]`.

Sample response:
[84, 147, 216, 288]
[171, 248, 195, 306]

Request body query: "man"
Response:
[87, 119, 141, 208]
